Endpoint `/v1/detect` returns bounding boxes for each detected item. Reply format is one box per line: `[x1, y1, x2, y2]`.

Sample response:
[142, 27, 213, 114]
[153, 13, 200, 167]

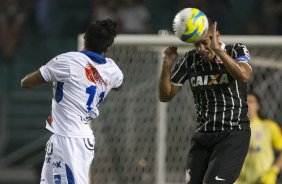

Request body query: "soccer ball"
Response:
[173, 8, 209, 43]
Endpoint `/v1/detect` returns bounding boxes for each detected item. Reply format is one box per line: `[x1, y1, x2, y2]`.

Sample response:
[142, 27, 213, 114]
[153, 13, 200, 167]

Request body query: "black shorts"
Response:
[186, 130, 251, 184]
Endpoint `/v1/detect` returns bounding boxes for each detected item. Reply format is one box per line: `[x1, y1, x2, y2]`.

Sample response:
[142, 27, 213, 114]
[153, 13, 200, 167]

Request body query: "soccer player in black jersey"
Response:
[158, 21, 252, 184]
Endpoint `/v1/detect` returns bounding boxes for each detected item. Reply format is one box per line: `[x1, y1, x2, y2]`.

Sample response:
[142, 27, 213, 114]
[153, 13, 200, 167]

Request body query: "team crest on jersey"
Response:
[85, 64, 104, 84]
[54, 174, 61, 184]
[190, 73, 229, 87]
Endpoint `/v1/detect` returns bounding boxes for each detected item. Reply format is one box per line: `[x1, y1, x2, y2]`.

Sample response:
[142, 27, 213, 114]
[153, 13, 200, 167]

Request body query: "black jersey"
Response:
[171, 43, 251, 132]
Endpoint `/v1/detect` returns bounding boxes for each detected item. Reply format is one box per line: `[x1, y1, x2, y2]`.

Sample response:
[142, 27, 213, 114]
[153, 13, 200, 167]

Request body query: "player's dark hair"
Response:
[84, 19, 118, 54]
[248, 91, 266, 119]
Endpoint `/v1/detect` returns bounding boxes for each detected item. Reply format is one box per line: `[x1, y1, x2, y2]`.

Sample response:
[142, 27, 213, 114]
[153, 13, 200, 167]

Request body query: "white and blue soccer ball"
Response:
[173, 8, 209, 43]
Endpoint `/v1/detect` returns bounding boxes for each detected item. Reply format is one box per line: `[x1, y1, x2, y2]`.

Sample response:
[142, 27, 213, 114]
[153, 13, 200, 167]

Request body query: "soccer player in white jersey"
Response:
[21, 19, 123, 184]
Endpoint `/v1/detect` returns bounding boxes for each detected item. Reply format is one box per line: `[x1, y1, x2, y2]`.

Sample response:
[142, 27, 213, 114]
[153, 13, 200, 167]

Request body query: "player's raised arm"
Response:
[158, 46, 181, 102]
[21, 70, 46, 88]
[210, 22, 252, 83]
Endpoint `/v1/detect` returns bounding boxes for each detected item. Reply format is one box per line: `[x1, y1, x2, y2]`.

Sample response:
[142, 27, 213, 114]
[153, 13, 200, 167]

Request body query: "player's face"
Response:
[194, 34, 216, 61]
[247, 94, 260, 119]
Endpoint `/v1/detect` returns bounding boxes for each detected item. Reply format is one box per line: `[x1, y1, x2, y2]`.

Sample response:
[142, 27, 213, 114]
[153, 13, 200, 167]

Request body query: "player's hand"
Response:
[260, 166, 279, 184]
[210, 21, 221, 53]
[163, 46, 178, 66]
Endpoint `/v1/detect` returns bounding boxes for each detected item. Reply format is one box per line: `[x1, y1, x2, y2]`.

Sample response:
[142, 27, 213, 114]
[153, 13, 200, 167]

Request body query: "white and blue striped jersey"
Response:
[40, 51, 123, 138]
[171, 43, 251, 132]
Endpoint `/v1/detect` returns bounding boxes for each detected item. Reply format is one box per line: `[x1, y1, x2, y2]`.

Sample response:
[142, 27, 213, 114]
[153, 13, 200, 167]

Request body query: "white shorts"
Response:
[40, 134, 95, 184]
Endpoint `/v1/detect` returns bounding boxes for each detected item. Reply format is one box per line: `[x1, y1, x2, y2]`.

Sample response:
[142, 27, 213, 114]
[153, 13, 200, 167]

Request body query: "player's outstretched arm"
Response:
[158, 46, 181, 102]
[21, 70, 46, 88]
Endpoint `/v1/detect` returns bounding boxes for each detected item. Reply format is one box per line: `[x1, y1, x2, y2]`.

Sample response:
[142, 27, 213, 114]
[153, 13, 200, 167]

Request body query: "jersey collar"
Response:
[80, 50, 107, 64]
[220, 42, 226, 50]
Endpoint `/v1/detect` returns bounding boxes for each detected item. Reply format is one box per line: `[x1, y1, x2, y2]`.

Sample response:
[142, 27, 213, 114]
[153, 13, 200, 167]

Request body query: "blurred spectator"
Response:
[235, 92, 282, 184]
[35, 0, 53, 36]
[176, 0, 207, 13]
[176, 0, 279, 35]
[229, 0, 262, 35]
[244, 0, 266, 35]
[205, 0, 232, 35]
[261, 0, 282, 35]
[0, 0, 26, 63]
[246, 21, 263, 35]
[92, 0, 119, 22]
[117, 0, 152, 34]
[0, 96, 7, 159]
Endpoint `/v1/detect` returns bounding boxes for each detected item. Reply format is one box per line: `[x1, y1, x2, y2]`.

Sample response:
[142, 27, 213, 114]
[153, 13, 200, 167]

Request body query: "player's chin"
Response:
[200, 53, 212, 61]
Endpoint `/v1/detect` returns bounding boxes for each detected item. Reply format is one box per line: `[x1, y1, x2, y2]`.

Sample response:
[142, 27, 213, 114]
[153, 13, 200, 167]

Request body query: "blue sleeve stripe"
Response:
[236, 56, 250, 63]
